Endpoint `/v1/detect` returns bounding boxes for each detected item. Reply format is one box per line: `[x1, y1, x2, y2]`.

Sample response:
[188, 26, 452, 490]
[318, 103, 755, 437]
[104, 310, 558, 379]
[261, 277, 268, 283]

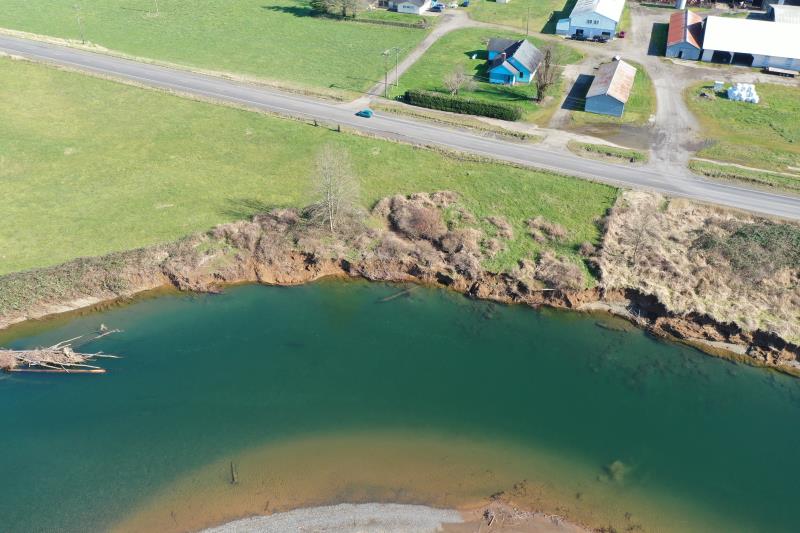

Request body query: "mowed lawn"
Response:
[390, 28, 583, 125]
[686, 82, 800, 173]
[569, 60, 655, 126]
[468, 0, 570, 33]
[0, 57, 616, 276]
[0, 0, 428, 94]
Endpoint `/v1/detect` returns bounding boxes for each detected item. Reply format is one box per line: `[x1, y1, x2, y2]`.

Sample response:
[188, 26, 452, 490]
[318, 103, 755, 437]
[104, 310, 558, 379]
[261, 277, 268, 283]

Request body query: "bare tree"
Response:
[340, 0, 360, 17]
[443, 65, 476, 96]
[534, 46, 560, 102]
[307, 145, 360, 234]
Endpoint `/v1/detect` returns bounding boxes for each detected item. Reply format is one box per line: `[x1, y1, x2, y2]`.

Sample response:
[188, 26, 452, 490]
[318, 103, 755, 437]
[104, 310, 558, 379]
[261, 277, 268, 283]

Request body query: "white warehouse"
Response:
[700, 16, 800, 71]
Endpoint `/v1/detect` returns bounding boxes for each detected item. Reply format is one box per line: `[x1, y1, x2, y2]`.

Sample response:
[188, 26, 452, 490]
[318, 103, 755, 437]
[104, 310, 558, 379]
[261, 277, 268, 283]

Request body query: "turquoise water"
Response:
[1, 281, 799, 531]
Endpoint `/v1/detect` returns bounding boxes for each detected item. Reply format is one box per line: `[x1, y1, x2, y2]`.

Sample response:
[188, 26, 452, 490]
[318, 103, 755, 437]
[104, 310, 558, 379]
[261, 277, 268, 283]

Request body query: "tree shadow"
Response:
[541, 0, 578, 34]
[562, 73, 592, 111]
[474, 83, 533, 102]
[648, 22, 668, 56]
[261, 3, 315, 17]
[223, 198, 282, 219]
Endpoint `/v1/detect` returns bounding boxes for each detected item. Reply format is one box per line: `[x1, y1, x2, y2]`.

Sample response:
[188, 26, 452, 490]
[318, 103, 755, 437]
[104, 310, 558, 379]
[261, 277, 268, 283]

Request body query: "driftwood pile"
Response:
[0, 327, 120, 374]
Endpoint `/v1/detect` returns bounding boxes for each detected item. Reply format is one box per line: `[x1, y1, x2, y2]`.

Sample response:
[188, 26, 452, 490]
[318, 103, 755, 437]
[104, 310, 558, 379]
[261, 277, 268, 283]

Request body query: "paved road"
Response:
[1, 34, 798, 220]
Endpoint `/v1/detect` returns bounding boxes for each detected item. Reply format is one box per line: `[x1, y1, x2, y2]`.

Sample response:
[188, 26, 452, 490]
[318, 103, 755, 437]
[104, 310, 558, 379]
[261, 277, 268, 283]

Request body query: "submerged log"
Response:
[378, 287, 414, 303]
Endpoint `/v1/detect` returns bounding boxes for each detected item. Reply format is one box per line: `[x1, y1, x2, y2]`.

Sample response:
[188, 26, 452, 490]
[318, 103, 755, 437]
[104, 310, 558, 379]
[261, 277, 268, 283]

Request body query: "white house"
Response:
[395, 0, 431, 14]
[556, 0, 625, 39]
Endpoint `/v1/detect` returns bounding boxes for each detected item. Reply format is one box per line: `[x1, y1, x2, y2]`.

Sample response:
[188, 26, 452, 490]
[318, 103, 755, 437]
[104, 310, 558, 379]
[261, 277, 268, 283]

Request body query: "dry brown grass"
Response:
[536, 251, 585, 290]
[599, 191, 800, 343]
[527, 216, 569, 243]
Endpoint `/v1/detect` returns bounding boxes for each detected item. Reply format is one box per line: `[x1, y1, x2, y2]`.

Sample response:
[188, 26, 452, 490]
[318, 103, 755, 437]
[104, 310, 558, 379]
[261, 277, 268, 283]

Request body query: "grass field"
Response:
[0, 0, 429, 95]
[686, 82, 800, 174]
[0, 57, 616, 276]
[469, 0, 571, 33]
[390, 28, 582, 125]
[569, 60, 655, 126]
[689, 160, 800, 194]
[567, 141, 647, 163]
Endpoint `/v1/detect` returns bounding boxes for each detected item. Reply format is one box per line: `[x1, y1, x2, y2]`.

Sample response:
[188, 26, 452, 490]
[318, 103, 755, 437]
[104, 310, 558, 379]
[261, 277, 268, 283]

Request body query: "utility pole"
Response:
[74, 4, 85, 44]
[526, 5, 530, 37]
[382, 49, 390, 98]
[394, 47, 400, 88]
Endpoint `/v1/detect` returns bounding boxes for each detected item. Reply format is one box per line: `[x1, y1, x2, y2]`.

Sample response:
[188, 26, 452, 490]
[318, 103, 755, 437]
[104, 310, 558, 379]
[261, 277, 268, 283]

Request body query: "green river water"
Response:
[1, 281, 799, 532]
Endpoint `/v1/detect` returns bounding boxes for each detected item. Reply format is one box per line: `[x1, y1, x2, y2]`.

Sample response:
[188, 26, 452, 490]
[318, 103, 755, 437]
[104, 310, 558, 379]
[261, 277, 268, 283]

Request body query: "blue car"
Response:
[355, 109, 373, 118]
[431, 4, 444, 12]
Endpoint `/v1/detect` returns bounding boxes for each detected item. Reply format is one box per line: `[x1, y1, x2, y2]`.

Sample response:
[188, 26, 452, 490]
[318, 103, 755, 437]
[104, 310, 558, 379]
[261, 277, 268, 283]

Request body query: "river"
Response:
[1, 281, 799, 532]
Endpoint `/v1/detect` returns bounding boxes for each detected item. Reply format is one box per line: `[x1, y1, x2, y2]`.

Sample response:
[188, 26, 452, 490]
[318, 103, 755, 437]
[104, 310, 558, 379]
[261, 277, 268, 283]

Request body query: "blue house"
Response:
[486, 38, 543, 85]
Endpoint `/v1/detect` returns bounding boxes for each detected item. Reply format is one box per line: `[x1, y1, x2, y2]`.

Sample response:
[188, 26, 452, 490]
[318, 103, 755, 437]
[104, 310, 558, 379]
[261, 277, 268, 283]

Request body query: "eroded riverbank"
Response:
[2, 191, 798, 375]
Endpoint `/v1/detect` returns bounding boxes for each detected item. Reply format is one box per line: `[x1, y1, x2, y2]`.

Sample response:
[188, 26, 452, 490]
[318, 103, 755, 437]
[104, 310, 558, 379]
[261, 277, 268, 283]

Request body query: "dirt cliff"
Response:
[1, 191, 797, 375]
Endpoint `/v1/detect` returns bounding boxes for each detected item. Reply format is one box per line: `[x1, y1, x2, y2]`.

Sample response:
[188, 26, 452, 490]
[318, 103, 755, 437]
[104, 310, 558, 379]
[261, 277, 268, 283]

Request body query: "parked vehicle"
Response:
[462, 0, 470, 6]
[571, 34, 587, 41]
[765, 66, 796, 78]
[448, 2, 458, 7]
[592, 35, 608, 43]
[617, 30, 626, 38]
[355, 109, 373, 118]
[431, 4, 444, 11]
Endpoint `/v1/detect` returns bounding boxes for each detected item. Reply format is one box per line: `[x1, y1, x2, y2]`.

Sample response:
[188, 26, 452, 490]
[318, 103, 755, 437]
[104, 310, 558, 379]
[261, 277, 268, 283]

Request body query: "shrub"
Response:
[449, 250, 482, 279]
[391, 203, 448, 241]
[536, 251, 585, 290]
[578, 241, 596, 257]
[440, 228, 482, 254]
[404, 89, 523, 121]
[692, 221, 800, 279]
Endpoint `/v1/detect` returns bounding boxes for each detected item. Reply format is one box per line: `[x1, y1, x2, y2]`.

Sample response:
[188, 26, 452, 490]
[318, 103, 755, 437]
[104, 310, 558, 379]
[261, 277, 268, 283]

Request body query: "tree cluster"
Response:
[310, 0, 362, 18]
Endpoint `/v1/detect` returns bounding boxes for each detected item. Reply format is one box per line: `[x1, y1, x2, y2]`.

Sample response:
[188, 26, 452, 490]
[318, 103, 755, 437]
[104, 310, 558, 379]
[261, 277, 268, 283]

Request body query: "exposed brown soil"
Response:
[1, 191, 798, 375]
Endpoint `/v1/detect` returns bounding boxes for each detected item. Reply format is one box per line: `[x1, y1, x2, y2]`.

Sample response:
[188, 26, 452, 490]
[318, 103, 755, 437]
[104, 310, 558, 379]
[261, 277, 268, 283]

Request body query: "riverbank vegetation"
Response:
[0, 56, 614, 276]
[0, 0, 428, 94]
[390, 28, 582, 125]
[686, 82, 800, 179]
[599, 190, 800, 348]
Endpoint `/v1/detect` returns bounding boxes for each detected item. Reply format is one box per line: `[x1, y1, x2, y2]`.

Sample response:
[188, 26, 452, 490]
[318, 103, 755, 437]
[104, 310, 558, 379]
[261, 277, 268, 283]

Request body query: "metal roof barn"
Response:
[771, 4, 800, 24]
[585, 59, 637, 117]
[701, 16, 800, 70]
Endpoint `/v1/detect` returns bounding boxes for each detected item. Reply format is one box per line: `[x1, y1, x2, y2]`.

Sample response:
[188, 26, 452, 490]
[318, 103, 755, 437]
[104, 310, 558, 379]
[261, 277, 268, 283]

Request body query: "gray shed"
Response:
[584, 60, 636, 117]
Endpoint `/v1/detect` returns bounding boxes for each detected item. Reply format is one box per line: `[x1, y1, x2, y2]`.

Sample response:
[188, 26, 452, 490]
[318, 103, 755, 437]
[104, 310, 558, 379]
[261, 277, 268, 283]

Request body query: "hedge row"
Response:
[350, 17, 429, 29]
[403, 89, 523, 121]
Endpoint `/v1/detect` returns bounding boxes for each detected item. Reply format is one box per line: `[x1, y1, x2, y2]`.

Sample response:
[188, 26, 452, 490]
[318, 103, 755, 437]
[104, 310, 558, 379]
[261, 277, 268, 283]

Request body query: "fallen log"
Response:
[0, 328, 120, 374]
[7, 368, 107, 374]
